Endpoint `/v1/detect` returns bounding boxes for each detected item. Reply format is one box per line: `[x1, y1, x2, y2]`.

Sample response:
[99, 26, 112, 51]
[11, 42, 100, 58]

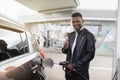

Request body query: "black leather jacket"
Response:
[63, 28, 96, 70]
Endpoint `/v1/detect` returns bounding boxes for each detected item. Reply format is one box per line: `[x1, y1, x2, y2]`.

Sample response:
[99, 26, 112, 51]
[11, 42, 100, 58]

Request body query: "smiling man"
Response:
[62, 12, 96, 80]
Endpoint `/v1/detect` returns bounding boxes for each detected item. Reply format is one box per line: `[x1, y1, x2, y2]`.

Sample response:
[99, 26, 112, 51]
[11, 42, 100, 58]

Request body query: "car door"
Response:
[0, 27, 45, 80]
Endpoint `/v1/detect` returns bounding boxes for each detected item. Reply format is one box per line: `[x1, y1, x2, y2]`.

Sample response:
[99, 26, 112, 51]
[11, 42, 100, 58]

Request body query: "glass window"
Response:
[84, 24, 115, 55]
[0, 28, 29, 61]
[33, 21, 72, 49]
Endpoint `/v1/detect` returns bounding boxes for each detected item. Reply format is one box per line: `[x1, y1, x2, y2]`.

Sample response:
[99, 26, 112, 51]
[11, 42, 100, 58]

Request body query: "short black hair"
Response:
[72, 12, 83, 18]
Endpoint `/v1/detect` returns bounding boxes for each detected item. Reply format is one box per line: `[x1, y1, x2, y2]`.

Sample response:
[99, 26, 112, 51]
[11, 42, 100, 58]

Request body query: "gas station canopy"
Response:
[16, 0, 80, 13]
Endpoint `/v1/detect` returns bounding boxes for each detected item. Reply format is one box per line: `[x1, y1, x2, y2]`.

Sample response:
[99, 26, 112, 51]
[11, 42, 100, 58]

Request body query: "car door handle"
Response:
[31, 65, 38, 74]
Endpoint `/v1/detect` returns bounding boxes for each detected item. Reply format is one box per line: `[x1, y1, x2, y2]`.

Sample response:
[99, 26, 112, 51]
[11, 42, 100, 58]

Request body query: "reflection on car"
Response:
[0, 39, 22, 61]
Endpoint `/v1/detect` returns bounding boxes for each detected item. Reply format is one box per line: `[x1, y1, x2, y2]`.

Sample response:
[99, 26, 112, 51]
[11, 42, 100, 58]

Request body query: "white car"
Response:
[0, 14, 50, 80]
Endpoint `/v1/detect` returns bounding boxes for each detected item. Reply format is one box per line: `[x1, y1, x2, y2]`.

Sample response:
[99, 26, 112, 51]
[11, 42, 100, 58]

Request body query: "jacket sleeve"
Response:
[80, 33, 96, 64]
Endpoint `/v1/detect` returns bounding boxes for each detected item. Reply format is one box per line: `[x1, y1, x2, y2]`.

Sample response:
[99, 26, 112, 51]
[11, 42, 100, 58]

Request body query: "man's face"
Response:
[72, 16, 83, 31]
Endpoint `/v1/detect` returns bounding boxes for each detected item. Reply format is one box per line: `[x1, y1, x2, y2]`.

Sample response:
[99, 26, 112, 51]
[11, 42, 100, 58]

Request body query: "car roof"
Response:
[0, 13, 25, 33]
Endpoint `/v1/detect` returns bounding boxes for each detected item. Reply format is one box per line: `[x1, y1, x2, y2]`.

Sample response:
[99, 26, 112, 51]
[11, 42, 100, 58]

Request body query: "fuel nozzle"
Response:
[59, 61, 70, 71]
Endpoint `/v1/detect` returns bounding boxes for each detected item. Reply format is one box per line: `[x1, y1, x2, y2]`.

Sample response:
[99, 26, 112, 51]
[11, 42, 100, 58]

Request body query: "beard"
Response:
[74, 25, 83, 32]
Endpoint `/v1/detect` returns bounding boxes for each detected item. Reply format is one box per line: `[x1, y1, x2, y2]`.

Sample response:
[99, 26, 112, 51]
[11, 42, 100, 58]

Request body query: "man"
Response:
[0, 39, 21, 61]
[62, 12, 96, 80]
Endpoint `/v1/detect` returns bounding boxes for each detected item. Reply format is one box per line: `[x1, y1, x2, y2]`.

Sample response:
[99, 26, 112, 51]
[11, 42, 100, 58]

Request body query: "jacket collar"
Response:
[76, 26, 85, 33]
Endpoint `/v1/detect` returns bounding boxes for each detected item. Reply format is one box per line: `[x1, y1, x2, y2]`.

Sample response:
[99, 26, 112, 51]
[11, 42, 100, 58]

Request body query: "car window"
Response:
[0, 28, 29, 61]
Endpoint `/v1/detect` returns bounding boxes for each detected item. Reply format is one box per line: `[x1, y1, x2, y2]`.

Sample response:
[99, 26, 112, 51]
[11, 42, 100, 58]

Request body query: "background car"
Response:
[0, 13, 49, 80]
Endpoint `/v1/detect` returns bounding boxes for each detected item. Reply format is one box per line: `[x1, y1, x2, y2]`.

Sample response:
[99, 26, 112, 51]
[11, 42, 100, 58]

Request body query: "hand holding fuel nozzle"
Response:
[59, 61, 69, 71]
[59, 61, 73, 71]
